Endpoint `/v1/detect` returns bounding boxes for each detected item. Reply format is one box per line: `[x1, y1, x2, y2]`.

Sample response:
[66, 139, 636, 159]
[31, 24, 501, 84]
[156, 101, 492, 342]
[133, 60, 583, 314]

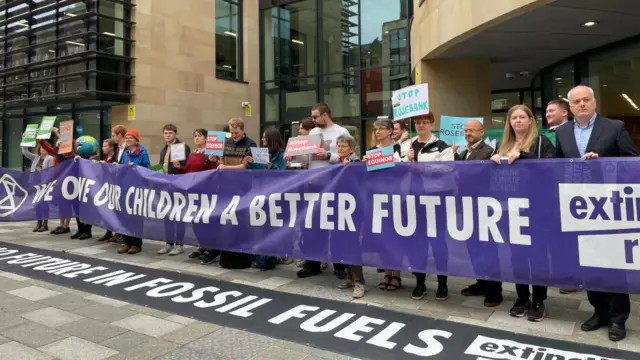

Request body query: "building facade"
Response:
[259, 0, 412, 152]
[1, 0, 261, 169]
[411, 0, 640, 148]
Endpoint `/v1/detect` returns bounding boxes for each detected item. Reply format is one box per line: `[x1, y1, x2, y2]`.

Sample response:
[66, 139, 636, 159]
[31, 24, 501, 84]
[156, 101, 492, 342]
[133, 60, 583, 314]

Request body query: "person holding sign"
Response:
[362, 119, 403, 291]
[118, 129, 151, 255]
[406, 113, 454, 302]
[21, 137, 54, 233]
[158, 124, 191, 256]
[490, 105, 555, 322]
[95, 139, 120, 242]
[247, 127, 286, 170]
[171, 128, 219, 259]
[38, 126, 75, 235]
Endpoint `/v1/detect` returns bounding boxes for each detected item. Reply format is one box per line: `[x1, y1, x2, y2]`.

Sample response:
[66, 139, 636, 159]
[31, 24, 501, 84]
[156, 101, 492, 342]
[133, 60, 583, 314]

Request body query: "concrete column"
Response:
[418, 58, 492, 130]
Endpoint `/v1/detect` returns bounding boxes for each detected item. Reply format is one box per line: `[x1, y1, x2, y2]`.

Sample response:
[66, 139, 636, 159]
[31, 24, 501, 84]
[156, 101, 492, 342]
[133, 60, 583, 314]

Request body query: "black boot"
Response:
[33, 221, 42, 232]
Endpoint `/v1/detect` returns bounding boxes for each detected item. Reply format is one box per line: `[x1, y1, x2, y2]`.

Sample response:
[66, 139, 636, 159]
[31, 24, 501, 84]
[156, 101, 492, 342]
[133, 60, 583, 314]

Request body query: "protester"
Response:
[247, 127, 286, 270]
[95, 139, 119, 242]
[158, 124, 191, 256]
[363, 119, 402, 290]
[38, 127, 75, 235]
[71, 137, 100, 240]
[172, 129, 219, 257]
[490, 104, 555, 321]
[392, 119, 411, 159]
[555, 85, 637, 341]
[406, 113, 454, 301]
[287, 117, 316, 170]
[21, 143, 54, 232]
[215, 118, 257, 269]
[332, 134, 367, 298]
[452, 120, 503, 307]
[111, 125, 127, 163]
[118, 129, 151, 255]
[297, 103, 350, 280]
[546, 99, 570, 130]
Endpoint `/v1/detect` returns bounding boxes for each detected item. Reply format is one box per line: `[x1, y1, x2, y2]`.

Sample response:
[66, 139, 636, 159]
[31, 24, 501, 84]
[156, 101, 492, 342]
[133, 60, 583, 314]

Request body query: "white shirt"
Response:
[308, 124, 351, 169]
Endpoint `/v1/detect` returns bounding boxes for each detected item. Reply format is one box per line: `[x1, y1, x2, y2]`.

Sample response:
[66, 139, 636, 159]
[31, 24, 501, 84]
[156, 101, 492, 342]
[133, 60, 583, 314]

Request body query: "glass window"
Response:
[361, 68, 408, 118]
[99, 18, 131, 56]
[6, 116, 24, 170]
[491, 92, 520, 111]
[551, 62, 574, 102]
[98, 0, 128, 19]
[262, 8, 279, 81]
[360, 0, 407, 68]
[76, 110, 101, 140]
[588, 39, 640, 149]
[282, 76, 316, 124]
[322, 0, 359, 73]
[323, 72, 360, 118]
[277, 0, 316, 78]
[0, 118, 3, 167]
[59, 2, 88, 17]
[264, 81, 279, 123]
[216, 0, 243, 80]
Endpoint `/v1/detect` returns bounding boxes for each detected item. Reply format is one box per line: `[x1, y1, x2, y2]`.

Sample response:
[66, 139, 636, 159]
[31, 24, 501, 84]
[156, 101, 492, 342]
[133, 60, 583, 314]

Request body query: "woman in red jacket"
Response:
[172, 128, 219, 257]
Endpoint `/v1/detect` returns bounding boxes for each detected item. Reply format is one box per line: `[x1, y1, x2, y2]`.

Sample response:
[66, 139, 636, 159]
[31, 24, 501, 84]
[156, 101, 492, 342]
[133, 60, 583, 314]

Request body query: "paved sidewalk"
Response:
[0, 221, 638, 359]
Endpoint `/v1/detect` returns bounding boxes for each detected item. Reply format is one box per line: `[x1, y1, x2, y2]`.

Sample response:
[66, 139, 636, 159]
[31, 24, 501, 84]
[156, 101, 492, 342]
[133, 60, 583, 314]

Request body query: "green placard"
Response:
[150, 164, 164, 172]
[20, 124, 39, 147]
[36, 116, 57, 140]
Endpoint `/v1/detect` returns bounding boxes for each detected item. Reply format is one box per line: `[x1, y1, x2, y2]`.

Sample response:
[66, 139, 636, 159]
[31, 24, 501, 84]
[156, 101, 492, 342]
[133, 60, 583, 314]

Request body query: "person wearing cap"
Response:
[118, 129, 151, 254]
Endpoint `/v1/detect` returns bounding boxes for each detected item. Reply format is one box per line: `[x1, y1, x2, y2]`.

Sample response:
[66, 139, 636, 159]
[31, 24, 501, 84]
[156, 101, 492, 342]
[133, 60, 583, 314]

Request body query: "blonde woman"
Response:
[490, 104, 555, 322]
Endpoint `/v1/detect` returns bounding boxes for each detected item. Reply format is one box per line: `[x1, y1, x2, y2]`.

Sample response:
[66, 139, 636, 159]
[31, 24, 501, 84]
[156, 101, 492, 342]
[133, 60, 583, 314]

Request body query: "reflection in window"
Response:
[6, 116, 25, 170]
[324, 73, 360, 118]
[322, 0, 359, 74]
[99, 18, 128, 56]
[216, 0, 242, 80]
[264, 82, 279, 123]
[361, 68, 408, 118]
[360, 0, 407, 68]
[283, 77, 316, 124]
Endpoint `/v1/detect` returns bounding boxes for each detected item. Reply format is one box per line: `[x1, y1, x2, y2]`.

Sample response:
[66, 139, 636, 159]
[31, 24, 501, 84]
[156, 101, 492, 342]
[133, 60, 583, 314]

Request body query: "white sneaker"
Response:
[157, 243, 173, 255]
[169, 245, 184, 256]
[352, 282, 365, 298]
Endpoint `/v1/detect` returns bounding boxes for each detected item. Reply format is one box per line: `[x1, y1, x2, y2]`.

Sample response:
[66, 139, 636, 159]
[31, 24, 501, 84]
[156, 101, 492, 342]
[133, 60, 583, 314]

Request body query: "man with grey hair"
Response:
[555, 85, 637, 342]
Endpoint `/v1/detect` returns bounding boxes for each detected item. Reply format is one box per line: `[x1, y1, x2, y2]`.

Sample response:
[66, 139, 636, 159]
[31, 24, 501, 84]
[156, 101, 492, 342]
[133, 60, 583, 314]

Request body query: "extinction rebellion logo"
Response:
[0, 174, 28, 217]
[559, 182, 640, 271]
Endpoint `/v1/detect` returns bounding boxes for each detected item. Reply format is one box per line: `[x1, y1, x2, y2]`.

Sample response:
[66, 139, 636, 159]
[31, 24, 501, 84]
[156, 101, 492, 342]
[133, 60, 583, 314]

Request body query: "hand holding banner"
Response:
[206, 131, 226, 156]
[20, 124, 39, 147]
[58, 120, 74, 154]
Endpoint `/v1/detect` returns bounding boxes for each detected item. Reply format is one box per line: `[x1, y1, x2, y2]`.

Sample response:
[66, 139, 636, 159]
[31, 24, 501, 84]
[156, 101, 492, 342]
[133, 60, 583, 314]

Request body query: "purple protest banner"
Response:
[1, 158, 640, 294]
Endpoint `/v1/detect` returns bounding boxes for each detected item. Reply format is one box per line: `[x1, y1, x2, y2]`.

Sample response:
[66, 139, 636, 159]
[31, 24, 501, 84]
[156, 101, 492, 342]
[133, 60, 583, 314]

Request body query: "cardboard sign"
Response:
[250, 147, 269, 164]
[366, 146, 396, 171]
[36, 116, 56, 139]
[20, 124, 39, 147]
[392, 84, 429, 121]
[439, 116, 484, 152]
[285, 135, 322, 156]
[205, 131, 226, 156]
[58, 120, 74, 154]
[170, 143, 186, 162]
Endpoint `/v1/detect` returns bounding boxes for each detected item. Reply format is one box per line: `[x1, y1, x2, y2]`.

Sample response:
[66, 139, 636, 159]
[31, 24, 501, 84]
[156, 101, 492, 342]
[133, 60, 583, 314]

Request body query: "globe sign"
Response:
[75, 136, 99, 157]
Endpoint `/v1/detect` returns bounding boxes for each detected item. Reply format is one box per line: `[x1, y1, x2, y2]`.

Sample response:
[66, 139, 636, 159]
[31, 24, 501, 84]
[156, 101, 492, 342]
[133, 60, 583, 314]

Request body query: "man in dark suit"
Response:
[453, 120, 502, 306]
[555, 85, 637, 342]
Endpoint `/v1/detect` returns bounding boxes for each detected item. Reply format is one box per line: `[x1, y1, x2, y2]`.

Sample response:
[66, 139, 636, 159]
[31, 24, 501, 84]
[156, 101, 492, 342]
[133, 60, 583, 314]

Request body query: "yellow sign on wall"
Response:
[244, 104, 252, 117]
[415, 67, 421, 84]
[127, 105, 136, 121]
